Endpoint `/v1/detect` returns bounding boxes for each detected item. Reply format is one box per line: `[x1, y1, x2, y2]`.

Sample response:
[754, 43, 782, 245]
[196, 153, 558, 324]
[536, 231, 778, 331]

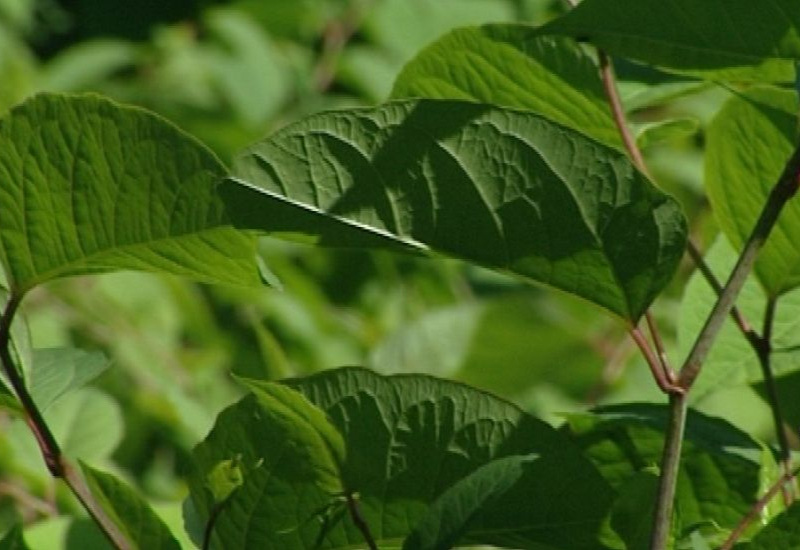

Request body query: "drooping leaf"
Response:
[564, 404, 782, 547]
[0, 525, 30, 550]
[29, 347, 109, 411]
[223, 100, 687, 321]
[285, 368, 613, 550]
[0, 93, 260, 293]
[81, 463, 181, 550]
[743, 501, 800, 549]
[540, 0, 800, 82]
[391, 24, 621, 147]
[187, 381, 346, 550]
[705, 86, 800, 296]
[635, 117, 699, 150]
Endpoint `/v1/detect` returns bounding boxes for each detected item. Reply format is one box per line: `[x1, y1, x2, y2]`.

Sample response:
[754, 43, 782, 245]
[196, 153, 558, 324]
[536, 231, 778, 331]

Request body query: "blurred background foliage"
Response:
[0, 0, 781, 546]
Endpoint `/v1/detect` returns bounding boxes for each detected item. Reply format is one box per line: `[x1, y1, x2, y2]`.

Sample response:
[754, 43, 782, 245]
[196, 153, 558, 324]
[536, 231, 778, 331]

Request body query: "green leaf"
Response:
[223, 100, 687, 321]
[635, 118, 699, 150]
[29, 348, 109, 411]
[285, 367, 613, 550]
[0, 525, 30, 550]
[81, 463, 181, 550]
[705, 86, 800, 296]
[564, 404, 782, 547]
[0, 93, 260, 293]
[190, 368, 613, 549]
[539, 0, 800, 82]
[187, 381, 346, 550]
[39, 40, 138, 92]
[607, 470, 659, 550]
[403, 452, 612, 550]
[744, 501, 800, 549]
[391, 24, 622, 147]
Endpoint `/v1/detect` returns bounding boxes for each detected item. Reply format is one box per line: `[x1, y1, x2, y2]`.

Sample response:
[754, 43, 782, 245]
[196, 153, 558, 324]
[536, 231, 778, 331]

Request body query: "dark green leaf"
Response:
[286, 368, 613, 550]
[744, 501, 800, 549]
[607, 470, 659, 550]
[564, 404, 781, 547]
[705, 86, 800, 296]
[391, 24, 621, 147]
[224, 100, 687, 321]
[540, 0, 800, 82]
[187, 381, 345, 550]
[0, 526, 30, 550]
[0, 93, 260, 293]
[81, 463, 181, 550]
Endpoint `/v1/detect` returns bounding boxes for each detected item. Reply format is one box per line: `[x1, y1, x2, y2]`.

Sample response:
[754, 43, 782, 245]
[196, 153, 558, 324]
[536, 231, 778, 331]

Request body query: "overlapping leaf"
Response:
[189, 368, 613, 549]
[223, 100, 687, 321]
[744, 501, 800, 549]
[81, 463, 181, 550]
[391, 24, 621, 147]
[0, 93, 260, 293]
[564, 404, 783, 547]
[705, 86, 800, 296]
[540, 0, 800, 82]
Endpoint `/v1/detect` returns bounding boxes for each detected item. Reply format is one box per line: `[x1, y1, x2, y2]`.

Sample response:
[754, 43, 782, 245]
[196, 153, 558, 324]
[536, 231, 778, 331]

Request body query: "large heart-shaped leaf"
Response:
[223, 100, 687, 321]
[0, 93, 260, 293]
[189, 368, 613, 549]
[540, 0, 800, 82]
[705, 86, 800, 297]
[391, 24, 621, 147]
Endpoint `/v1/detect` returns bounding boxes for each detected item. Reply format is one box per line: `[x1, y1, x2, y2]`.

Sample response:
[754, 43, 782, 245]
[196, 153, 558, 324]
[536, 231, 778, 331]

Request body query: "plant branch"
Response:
[720, 466, 800, 550]
[645, 311, 671, 374]
[629, 327, 681, 394]
[0, 292, 130, 550]
[679, 143, 800, 388]
[313, 0, 371, 93]
[345, 492, 377, 550]
[757, 296, 794, 504]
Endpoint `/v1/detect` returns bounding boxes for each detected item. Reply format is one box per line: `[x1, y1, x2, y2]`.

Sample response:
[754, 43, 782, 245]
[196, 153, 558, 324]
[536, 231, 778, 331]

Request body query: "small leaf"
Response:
[224, 100, 687, 321]
[635, 117, 699, 149]
[0, 93, 260, 293]
[29, 347, 110, 411]
[0, 525, 31, 550]
[540, 0, 800, 82]
[392, 24, 621, 147]
[206, 457, 244, 504]
[81, 463, 181, 550]
[705, 86, 800, 296]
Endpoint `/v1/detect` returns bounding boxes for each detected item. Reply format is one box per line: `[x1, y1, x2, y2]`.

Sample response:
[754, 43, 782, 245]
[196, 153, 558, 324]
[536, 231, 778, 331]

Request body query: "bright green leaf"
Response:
[392, 24, 622, 147]
[81, 463, 181, 550]
[635, 117, 699, 150]
[187, 381, 346, 550]
[0, 525, 30, 550]
[223, 100, 687, 321]
[564, 404, 782, 547]
[39, 40, 138, 92]
[29, 347, 109, 411]
[705, 86, 800, 296]
[0, 93, 260, 293]
[540, 0, 800, 82]
[205, 457, 244, 504]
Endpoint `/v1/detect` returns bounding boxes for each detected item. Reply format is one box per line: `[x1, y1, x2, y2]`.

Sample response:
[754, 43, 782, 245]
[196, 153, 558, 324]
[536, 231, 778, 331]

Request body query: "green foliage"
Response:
[224, 100, 687, 321]
[540, 0, 800, 81]
[81, 463, 181, 550]
[0, 93, 260, 293]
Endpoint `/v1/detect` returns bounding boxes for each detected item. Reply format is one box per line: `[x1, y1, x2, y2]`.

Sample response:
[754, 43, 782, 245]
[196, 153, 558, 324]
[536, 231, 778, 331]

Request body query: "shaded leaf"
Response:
[81, 463, 181, 550]
[743, 501, 800, 549]
[0, 525, 30, 550]
[392, 24, 621, 147]
[564, 404, 782, 547]
[224, 100, 687, 321]
[540, 0, 800, 82]
[608, 470, 659, 550]
[0, 93, 260, 293]
[705, 86, 800, 296]
[187, 381, 345, 550]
